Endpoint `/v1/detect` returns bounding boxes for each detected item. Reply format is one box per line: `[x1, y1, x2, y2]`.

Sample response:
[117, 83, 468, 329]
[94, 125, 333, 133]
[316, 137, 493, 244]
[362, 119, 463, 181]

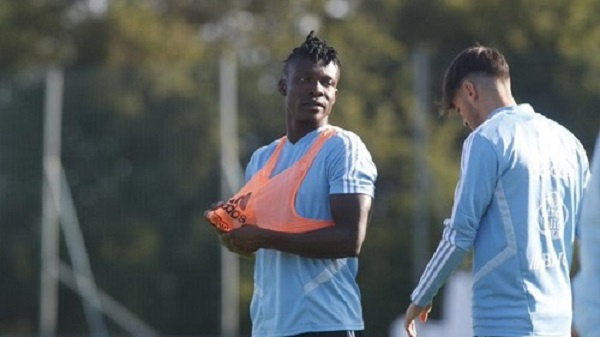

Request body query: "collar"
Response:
[487, 103, 534, 120]
[287, 125, 332, 146]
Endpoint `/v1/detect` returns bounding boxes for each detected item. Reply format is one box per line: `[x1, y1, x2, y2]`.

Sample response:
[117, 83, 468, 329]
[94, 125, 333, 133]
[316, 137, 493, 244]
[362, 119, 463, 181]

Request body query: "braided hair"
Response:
[283, 31, 341, 76]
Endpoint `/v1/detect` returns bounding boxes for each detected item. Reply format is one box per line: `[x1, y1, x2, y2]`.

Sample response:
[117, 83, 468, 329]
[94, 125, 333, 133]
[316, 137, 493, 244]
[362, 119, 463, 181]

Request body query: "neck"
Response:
[477, 81, 517, 123]
[286, 120, 328, 143]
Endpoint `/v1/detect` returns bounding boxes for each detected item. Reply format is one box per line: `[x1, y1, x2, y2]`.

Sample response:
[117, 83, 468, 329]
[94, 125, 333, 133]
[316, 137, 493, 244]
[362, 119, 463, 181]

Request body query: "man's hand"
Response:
[217, 225, 268, 260]
[403, 302, 432, 337]
[204, 201, 224, 229]
[205, 202, 255, 259]
[218, 231, 256, 260]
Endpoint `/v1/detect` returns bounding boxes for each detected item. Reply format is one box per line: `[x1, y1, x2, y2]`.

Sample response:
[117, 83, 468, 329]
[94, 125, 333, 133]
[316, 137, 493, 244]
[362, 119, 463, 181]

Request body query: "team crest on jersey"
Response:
[537, 192, 569, 239]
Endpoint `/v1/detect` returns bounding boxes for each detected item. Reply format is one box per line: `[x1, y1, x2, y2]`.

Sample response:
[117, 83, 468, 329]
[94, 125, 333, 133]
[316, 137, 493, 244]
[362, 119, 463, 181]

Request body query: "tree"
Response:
[0, 0, 597, 336]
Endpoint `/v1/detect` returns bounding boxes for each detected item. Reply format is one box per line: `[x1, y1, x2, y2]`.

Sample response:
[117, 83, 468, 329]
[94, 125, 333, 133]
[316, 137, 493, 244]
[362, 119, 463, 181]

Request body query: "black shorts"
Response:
[290, 331, 364, 337]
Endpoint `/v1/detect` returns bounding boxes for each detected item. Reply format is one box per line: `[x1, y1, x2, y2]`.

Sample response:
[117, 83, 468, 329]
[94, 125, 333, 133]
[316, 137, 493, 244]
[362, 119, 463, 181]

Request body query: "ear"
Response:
[463, 80, 478, 102]
[278, 78, 287, 96]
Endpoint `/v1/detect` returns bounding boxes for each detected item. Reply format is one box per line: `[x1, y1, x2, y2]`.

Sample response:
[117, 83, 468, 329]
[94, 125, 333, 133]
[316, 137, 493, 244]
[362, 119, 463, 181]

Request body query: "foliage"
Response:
[0, 0, 598, 336]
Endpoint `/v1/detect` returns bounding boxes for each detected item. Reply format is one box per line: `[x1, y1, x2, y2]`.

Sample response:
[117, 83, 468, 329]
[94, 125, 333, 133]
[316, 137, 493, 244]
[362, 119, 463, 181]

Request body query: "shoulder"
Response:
[543, 117, 587, 155]
[470, 104, 531, 148]
[464, 128, 495, 153]
[324, 126, 373, 156]
[247, 137, 284, 169]
[521, 105, 587, 155]
[323, 126, 378, 194]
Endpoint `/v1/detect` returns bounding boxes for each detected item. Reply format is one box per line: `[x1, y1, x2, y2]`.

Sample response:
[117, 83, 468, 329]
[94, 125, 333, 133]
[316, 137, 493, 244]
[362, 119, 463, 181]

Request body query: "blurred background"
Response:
[1, 0, 598, 336]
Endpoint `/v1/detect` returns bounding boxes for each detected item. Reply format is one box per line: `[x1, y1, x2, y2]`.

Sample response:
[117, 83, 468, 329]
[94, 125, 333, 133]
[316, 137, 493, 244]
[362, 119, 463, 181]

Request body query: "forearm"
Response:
[257, 193, 371, 259]
[411, 240, 469, 307]
[258, 225, 363, 259]
[221, 194, 372, 259]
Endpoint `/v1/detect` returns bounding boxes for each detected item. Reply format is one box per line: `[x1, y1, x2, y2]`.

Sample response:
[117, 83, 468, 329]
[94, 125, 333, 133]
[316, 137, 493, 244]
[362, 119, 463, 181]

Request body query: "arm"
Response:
[220, 131, 376, 258]
[404, 133, 498, 335]
[220, 193, 373, 259]
[573, 134, 598, 337]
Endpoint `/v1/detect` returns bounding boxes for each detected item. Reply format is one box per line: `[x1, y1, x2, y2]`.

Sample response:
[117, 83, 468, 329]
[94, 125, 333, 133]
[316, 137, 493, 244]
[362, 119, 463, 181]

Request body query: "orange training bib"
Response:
[207, 129, 336, 233]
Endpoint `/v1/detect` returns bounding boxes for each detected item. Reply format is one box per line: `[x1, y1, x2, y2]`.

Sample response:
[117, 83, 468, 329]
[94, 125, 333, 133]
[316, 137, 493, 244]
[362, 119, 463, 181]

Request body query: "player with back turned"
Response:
[205, 31, 377, 337]
[403, 45, 590, 337]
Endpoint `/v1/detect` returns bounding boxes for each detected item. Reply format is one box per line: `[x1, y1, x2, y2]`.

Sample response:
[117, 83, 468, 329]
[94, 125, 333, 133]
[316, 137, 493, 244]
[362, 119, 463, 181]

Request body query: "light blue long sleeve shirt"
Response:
[411, 104, 590, 336]
[574, 132, 600, 337]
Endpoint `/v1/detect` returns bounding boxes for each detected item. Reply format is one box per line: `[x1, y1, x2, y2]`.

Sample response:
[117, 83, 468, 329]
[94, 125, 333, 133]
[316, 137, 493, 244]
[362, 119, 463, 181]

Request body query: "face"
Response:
[279, 57, 339, 127]
[452, 79, 479, 130]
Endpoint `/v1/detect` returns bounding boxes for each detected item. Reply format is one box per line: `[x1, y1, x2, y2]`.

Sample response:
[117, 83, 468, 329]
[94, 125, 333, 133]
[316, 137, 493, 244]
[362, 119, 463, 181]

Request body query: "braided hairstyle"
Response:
[282, 31, 341, 76]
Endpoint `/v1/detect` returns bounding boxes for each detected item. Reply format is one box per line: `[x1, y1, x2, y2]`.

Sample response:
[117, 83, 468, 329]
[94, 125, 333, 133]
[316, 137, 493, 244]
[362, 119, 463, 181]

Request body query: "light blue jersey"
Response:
[574, 133, 600, 337]
[411, 104, 590, 336]
[245, 125, 377, 337]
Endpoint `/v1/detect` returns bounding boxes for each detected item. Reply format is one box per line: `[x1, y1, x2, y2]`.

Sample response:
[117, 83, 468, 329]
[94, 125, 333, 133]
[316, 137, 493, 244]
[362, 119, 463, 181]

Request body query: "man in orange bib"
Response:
[205, 31, 377, 337]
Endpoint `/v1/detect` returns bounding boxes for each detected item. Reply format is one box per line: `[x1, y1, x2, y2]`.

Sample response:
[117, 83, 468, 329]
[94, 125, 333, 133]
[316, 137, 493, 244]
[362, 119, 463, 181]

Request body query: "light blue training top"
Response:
[245, 125, 377, 337]
[574, 132, 600, 337]
[411, 104, 590, 337]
